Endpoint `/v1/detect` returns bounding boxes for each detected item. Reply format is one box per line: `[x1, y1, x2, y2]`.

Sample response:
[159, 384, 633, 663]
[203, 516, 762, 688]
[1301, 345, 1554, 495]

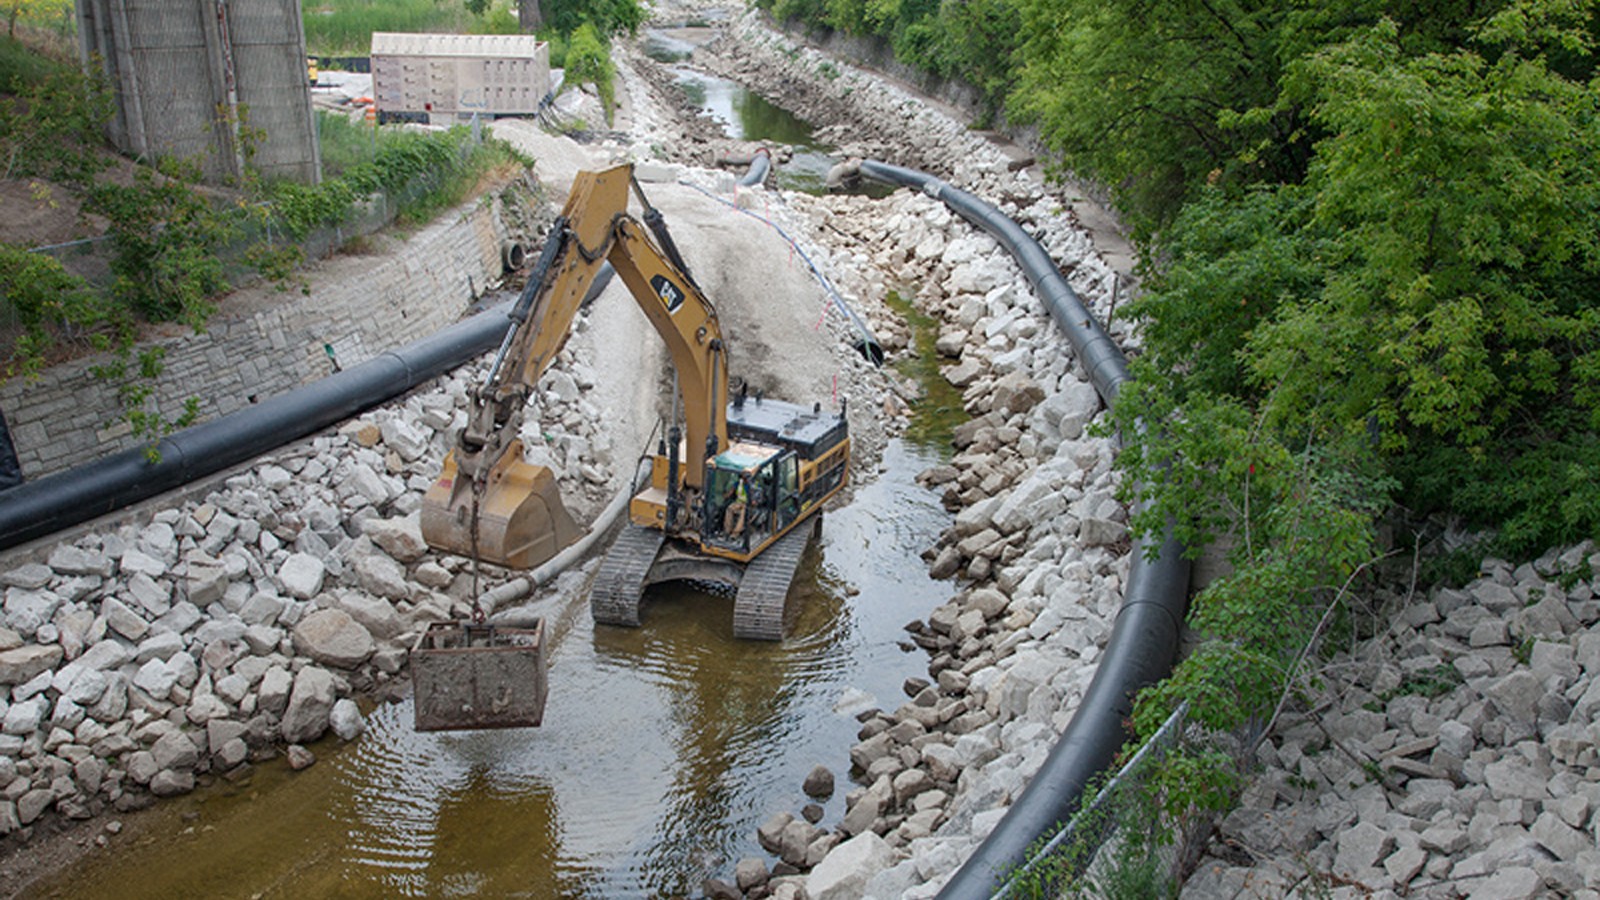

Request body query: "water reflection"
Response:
[32, 441, 949, 899]
[672, 69, 841, 194]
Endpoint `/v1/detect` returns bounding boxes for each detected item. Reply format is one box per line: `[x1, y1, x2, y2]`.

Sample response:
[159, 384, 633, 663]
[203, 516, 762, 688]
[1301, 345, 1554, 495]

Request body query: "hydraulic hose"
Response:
[855, 160, 1191, 899]
[0, 300, 513, 552]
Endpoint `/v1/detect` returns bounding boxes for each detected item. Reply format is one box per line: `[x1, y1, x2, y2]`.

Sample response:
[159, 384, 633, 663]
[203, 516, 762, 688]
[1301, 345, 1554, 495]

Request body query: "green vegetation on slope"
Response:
[2, 36, 527, 453]
[762, 0, 1600, 889]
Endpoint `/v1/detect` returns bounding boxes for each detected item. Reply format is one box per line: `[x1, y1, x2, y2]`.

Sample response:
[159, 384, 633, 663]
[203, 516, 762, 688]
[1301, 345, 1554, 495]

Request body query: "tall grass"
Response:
[301, 0, 470, 55]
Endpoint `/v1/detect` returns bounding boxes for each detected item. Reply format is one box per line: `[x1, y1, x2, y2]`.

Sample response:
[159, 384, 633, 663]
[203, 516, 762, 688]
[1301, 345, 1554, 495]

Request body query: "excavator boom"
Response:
[420, 165, 728, 567]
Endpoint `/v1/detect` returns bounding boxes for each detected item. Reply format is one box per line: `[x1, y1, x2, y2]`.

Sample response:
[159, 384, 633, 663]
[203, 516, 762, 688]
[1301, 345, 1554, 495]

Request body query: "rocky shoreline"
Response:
[682, 14, 1600, 900]
[1181, 544, 1600, 900]
[649, 15, 1147, 898]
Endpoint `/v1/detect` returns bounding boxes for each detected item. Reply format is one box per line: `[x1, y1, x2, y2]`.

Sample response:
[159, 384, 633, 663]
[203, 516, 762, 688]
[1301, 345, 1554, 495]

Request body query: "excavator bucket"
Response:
[420, 439, 582, 568]
[411, 620, 548, 731]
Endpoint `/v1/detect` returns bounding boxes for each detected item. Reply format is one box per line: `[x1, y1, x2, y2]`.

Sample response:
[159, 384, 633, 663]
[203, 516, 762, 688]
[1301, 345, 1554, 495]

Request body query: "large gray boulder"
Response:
[277, 553, 326, 600]
[0, 644, 62, 686]
[363, 513, 428, 563]
[3, 588, 61, 639]
[280, 665, 337, 743]
[806, 830, 897, 900]
[292, 609, 374, 669]
[353, 554, 409, 601]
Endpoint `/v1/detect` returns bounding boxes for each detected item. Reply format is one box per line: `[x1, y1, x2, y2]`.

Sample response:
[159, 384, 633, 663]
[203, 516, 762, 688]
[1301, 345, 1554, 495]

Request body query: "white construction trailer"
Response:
[371, 32, 552, 124]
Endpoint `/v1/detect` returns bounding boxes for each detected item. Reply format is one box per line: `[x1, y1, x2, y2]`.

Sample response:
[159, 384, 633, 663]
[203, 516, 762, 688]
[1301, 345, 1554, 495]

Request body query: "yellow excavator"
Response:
[411, 165, 850, 729]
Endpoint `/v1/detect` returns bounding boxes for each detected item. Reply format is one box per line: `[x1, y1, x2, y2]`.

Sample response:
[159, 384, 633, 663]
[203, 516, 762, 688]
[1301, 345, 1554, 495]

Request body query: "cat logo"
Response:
[651, 274, 686, 313]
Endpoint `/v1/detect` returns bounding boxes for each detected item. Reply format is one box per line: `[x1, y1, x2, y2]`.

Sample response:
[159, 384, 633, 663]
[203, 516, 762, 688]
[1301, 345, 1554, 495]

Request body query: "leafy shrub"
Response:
[562, 23, 615, 120]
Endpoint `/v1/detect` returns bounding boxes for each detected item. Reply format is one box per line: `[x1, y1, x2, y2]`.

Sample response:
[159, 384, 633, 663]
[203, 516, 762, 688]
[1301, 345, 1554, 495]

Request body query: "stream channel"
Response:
[32, 79, 965, 897]
[644, 27, 843, 195]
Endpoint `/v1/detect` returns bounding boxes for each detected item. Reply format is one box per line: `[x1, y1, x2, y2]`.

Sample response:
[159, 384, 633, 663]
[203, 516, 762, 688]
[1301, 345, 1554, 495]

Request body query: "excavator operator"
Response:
[723, 478, 748, 536]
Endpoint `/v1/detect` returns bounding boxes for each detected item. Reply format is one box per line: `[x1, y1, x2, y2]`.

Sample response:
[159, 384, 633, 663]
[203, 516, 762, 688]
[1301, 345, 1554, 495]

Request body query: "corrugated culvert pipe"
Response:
[854, 160, 1192, 899]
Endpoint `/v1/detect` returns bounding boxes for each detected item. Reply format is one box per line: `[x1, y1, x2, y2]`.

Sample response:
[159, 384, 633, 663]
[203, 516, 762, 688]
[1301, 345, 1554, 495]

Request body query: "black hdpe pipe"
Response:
[0, 300, 513, 552]
[856, 160, 1192, 899]
[0, 149, 812, 553]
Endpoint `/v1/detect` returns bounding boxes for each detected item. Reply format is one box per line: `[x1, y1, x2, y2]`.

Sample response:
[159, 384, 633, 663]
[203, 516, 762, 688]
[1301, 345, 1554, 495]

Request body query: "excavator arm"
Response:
[421, 164, 729, 568]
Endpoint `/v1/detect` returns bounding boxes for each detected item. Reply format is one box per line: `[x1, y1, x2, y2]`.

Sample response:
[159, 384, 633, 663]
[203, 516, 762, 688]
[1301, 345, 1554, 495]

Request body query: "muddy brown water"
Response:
[30, 440, 952, 899]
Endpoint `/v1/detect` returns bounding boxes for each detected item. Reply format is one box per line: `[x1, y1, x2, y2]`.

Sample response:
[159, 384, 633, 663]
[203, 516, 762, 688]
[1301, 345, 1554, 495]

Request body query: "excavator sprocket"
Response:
[732, 518, 817, 641]
[590, 524, 666, 627]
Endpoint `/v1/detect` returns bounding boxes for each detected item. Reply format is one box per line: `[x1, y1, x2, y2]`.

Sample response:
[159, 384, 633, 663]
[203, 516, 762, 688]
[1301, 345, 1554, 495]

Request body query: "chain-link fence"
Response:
[994, 704, 1191, 900]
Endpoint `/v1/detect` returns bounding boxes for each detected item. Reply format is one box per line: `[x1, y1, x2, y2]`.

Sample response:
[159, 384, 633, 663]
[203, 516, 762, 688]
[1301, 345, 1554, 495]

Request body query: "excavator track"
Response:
[591, 525, 666, 627]
[733, 518, 817, 641]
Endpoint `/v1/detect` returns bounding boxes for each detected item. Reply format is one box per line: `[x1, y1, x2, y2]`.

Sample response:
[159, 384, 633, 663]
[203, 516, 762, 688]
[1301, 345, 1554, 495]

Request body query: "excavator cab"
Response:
[704, 444, 785, 552]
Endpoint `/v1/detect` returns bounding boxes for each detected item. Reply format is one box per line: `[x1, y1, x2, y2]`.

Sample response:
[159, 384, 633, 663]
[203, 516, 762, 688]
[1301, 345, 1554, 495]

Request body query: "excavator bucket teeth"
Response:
[420, 444, 582, 568]
[411, 620, 548, 731]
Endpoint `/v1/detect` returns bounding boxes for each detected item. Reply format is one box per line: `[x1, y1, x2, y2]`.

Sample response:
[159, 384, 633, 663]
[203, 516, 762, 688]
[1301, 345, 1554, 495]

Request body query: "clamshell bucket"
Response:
[411, 620, 549, 731]
[420, 440, 582, 568]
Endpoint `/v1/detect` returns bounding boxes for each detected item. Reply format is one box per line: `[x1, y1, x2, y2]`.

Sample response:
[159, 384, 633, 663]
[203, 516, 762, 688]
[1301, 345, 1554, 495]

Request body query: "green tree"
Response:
[541, 0, 642, 37]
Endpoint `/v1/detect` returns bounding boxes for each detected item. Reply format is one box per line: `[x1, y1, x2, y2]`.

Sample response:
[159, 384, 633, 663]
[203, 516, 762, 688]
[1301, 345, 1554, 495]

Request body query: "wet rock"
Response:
[735, 856, 770, 892]
[284, 739, 315, 768]
[779, 819, 820, 867]
[803, 764, 834, 799]
[280, 666, 337, 744]
[757, 811, 795, 854]
[329, 698, 365, 741]
[701, 878, 741, 900]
